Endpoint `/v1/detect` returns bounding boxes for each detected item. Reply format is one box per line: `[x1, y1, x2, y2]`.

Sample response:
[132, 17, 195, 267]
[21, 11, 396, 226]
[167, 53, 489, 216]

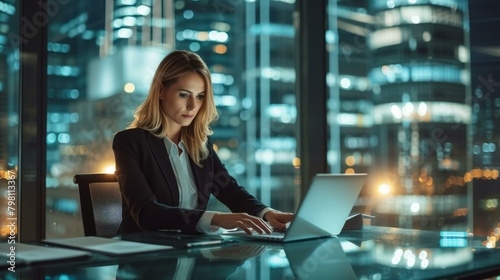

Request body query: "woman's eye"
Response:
[197, 95, 205, 100]
[179, 93, 188, 98]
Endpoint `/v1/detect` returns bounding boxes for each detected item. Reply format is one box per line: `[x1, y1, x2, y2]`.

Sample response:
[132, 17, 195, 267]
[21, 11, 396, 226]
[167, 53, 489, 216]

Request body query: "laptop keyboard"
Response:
[250, 231, 285, 240]
[268, 231, 285, 236]
[222, 229, 286, 241]
[248, 229, 284, 236]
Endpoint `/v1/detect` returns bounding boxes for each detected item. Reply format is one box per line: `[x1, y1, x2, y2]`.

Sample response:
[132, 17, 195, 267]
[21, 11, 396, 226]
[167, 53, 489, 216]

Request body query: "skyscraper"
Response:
[366, 0, 470, 229]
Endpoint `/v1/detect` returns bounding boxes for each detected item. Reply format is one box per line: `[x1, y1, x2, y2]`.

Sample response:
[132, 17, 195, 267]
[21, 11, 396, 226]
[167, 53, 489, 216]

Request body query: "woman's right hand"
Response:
[211, 213, 273, 234]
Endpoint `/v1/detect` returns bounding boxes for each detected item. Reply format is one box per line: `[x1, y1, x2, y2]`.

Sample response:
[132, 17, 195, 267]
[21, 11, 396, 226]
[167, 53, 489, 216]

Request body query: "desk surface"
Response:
[5, 226, 500, 280]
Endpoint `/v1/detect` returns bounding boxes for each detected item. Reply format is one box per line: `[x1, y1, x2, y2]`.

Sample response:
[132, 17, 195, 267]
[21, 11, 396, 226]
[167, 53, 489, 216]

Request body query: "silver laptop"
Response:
[222, 173, 366, 242]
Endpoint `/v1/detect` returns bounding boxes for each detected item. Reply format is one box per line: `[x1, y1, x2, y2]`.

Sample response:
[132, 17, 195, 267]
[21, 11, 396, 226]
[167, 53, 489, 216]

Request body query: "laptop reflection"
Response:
[115, 242, 268, 280]
[284, 237, 357, 280]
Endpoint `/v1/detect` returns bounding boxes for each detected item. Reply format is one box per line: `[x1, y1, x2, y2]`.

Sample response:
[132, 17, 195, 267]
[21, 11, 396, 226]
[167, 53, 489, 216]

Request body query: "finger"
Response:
[274, 221, 286, 231]
[277, 212, 294, 219]
[271, 222, 287, 232]
[268, 217, 288, 231]
[246, 218, 272, 234]
[235, 221, 254, 234]
[275, 213, 295, 223]
[237, 218, 270, 234]
[266, 211, 293, 223]
[260, 219, 274, 233]
[249, 215, 273, 233]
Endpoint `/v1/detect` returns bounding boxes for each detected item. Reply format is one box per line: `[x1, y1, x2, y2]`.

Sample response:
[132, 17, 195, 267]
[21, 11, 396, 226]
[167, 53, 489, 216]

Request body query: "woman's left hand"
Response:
[264, 211, 295, 232]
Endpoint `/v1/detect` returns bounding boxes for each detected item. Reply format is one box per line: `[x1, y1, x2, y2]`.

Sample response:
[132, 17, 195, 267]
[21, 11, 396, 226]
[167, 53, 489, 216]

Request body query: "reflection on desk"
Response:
[116, 243, 268, 279]
[340, 227, 499, 280]
[5, 226, 500, 280]
[284, 237, 356, 279]
[370, 231, 473, 270]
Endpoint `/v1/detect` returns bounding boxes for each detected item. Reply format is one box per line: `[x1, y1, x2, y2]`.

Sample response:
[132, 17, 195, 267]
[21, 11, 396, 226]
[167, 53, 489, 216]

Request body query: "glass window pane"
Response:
[326, 0, 500, 234]
[469, 0, 500, 237]
[0, 0, 19, 241]
[46, 1, 296, 238]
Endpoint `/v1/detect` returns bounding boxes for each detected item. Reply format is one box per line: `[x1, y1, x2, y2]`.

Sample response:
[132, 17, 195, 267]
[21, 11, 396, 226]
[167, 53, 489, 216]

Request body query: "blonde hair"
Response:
[128, 50, 219, 165]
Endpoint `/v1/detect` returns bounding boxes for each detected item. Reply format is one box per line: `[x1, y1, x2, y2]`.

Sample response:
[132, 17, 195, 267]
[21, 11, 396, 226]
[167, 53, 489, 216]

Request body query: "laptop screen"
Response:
[284, 173, 366, 241]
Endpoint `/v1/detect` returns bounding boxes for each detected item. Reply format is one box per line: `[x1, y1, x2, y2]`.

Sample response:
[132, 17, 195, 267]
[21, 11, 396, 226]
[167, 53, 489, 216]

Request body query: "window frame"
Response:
[19, 0, 47, 242]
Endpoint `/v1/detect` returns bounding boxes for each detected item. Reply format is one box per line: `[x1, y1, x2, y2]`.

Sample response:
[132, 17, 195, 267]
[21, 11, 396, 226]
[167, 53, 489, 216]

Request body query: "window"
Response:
[46, 0, 297, 238]
[328, 0, 500, 235]
[0, 0, 497, 244]
[0, 0, 19, 241]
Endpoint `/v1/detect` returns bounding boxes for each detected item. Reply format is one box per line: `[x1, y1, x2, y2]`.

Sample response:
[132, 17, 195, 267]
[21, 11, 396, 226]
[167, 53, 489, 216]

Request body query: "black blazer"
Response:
[113, 128, 267, 234]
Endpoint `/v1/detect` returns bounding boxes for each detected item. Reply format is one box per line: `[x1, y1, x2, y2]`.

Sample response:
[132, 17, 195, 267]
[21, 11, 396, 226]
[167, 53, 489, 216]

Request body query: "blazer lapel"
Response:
[146, 133, 180, 206]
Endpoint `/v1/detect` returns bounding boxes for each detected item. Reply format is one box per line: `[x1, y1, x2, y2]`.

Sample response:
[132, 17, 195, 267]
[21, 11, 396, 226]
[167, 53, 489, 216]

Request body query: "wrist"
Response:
[263, 210, 274, 221]
[211, 213, 221, 226]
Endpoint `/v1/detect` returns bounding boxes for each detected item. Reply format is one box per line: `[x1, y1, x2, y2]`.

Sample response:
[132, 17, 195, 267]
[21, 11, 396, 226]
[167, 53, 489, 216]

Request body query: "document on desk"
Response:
[0, 243, 91, 266]
[44, 236, 173, 256]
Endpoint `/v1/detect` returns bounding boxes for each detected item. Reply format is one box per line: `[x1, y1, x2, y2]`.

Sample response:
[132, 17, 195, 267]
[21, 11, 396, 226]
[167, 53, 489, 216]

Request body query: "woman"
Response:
[113, 50, 294, 235]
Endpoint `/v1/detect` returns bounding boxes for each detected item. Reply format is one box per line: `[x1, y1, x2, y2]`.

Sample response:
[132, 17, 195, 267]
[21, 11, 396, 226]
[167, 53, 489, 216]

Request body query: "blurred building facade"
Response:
[330, 0, 472, 230]
[366, 0, 470, 230]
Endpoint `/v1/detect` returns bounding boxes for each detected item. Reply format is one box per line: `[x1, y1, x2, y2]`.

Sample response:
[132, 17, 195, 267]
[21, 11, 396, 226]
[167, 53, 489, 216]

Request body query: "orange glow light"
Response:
[345, 168, 355, 174]
[378, 183, 390, 195]
[345, 155, 355, 166]
[213, 44, 227, 54]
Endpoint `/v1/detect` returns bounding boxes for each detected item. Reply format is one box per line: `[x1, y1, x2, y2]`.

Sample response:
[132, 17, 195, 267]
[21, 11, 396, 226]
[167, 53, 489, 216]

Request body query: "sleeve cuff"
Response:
[258, 207, 274, 220]
[196, 211, 224, 235]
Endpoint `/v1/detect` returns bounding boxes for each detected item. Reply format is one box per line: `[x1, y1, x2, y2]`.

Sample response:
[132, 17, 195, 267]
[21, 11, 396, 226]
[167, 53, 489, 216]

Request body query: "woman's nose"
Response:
[186, 97, 195, 110]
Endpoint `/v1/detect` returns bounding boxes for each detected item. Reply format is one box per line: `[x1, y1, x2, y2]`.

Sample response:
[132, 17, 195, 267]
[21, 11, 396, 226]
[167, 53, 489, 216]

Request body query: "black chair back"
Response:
[73, 173, 122, 237]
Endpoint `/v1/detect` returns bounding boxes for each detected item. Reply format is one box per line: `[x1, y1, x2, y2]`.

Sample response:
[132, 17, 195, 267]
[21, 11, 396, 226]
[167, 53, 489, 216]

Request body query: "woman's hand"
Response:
[211, 213, 273, 234]
[264, 211, 295, 232]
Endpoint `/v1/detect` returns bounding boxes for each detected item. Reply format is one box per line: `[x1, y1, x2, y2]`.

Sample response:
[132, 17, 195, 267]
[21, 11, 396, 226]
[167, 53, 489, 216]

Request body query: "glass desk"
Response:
[4, 226, 500, 280]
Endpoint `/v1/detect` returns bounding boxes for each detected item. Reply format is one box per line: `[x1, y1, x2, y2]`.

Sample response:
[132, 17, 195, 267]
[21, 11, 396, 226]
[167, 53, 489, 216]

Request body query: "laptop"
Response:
[222, 173, 366, 242]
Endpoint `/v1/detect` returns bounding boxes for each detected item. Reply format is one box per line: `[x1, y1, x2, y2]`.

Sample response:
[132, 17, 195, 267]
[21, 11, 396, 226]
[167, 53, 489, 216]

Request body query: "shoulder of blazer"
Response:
[114, 128, 159, 142]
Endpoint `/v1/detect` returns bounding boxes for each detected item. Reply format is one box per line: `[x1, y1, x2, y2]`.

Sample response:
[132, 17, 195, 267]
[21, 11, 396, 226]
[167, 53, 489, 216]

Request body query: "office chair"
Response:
[73, 173, 122, 237]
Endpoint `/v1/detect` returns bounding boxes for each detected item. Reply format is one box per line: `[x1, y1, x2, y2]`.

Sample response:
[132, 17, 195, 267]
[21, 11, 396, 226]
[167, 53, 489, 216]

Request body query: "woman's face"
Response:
[160, 71, 206, 134]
